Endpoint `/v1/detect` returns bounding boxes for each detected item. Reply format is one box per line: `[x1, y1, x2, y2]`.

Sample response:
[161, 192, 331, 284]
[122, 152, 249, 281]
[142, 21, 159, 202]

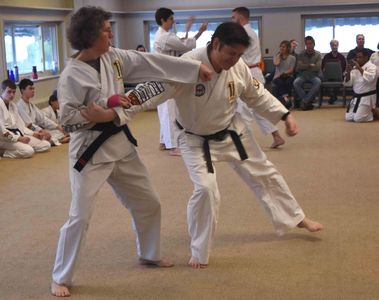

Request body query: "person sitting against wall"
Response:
[344, 49, 377, 122]
[136, 44, 146, 52]
[271, 40, 296, 109]
[346, 34, 374, 62]
[293, 36, 322, 110]
[321, 39, 346, 104]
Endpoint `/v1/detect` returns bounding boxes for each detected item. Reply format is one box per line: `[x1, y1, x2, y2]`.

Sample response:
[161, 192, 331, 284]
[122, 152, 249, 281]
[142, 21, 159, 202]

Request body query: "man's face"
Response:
[231, 12, 242, 25]
[331, 41, 338, 52]
[1, 87, 16, 102]
[162, 15, 174, 30]
[305, 40, 315, 52]
[211, 39, 247, 71]
[22, 85, 35, 100]
[356, 35, 365, 48]
[93, 20, 113, 55]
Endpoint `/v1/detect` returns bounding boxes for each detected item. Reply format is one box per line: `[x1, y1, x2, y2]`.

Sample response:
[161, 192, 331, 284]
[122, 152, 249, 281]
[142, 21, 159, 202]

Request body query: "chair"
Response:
[319, 61, 346, 107]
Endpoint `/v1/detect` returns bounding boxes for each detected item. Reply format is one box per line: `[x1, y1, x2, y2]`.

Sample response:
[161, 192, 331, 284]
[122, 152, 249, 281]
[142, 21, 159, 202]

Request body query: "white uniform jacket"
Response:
[136, 47, 287, 136]
[154, 27, 196, 56]
[242, 23, 264, 83]
[58, 47, 201, 163]
[17, 99, 59, 131]
[42, 105, 60, 124]
[0, 98, 34, 143]
[344, 60, 377, 107]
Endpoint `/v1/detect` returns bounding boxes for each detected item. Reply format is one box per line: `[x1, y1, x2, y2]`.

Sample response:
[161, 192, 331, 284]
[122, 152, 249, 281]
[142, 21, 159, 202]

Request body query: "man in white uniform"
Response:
[154, 7, 208, 155]
[50, 6, 213, 297]
[232, 7, 285, 149]
[345, 49, 377, 122]
[0, 79, 50, 158]
[127, 22, 323, 269]
[17, 79, 66, 145]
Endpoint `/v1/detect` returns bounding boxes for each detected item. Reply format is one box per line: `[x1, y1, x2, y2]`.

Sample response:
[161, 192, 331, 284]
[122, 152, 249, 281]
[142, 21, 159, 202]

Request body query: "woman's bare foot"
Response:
[188, 256, 208, 269]
[159, 143, 166, 151]
[139, 258, 174, 268]
[51, 281, 70, 297]
[169, 148, 181, 156]
[297, 217, 323, 232]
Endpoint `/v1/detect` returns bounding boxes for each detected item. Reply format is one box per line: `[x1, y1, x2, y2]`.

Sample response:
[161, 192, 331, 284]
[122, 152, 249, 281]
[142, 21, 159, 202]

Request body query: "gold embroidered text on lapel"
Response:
[228, 81, 236, 102]
[113, 60, 123, 79]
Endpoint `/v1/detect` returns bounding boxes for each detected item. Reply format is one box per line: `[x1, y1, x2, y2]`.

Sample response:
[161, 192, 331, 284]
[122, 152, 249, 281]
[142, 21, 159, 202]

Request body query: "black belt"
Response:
[6, 128, 23, 136]
[74, 122, 137, 172]
[176, 120, 248, 173]
[347, 90, 376, 113]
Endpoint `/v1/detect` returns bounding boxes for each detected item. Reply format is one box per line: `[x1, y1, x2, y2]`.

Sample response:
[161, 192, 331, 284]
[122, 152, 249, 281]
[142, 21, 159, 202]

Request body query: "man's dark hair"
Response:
[19, 78, 34, 92]
[232, 7, 250, 19]
[48, 94, 58, 105]
[209, 22, 250, 50]
[67, 6, 112, 50]
[1, 79, 17, 91]
[304, 36, 315, 44]
[155, 7, 174, 26]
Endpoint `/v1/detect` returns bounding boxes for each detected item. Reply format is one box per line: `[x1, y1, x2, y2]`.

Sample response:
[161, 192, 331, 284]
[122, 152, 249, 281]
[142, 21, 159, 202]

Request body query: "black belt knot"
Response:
[347, 89, 377, 113]
[176, 120, 248, 173]
[6, 128, 23, 136]
[74, 122, 137, 172]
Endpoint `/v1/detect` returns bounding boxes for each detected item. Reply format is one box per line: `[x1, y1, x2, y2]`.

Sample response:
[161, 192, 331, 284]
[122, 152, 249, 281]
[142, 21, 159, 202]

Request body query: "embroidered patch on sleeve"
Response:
[252, 78, 260, 89]
[195, 83, 206, 97]
[130, 82, 165, 104]
[228, 81, 236, 102]
[113, 60, 123, 80]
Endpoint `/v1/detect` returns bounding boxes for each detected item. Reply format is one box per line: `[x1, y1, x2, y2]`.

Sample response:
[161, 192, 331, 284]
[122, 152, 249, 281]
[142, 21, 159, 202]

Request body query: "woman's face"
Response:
[92, 20, 113, 55]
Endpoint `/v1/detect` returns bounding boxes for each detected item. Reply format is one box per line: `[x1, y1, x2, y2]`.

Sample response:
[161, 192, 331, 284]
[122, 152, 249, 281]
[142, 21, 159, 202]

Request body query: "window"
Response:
[4, 22, 60, 77]
[147, 19, 260, 53]
[304, 15, 379, 53]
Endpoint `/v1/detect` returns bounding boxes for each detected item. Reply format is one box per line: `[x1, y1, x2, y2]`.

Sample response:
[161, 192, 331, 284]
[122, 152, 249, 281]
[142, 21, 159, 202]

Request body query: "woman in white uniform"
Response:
[126, 22, 323, 269]
[51, 6, 212, 297]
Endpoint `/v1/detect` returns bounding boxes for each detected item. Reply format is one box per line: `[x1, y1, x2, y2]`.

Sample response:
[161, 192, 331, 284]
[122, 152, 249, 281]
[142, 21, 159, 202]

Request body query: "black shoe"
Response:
[328, 96, 337, 104]
[301, 103, 314, 111]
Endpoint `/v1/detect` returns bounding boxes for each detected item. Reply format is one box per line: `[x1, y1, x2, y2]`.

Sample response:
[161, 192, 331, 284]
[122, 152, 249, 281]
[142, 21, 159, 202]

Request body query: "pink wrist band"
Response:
[107, 94, 121, 108]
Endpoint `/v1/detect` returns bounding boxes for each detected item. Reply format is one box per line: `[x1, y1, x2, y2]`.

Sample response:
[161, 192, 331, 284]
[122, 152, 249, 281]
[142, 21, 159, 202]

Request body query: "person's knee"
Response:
[353, 115, 371, 123]
[18, 145, 35, 158]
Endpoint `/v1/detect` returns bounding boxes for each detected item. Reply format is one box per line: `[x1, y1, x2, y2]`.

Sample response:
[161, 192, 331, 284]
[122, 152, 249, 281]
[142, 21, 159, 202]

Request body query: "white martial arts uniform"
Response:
[345, 60, 377, 122]
[17, 99, 64, 144]
[52, 47, 202, 285]
[237, 23, 278, 136]
[154, 26, 197, 148]
[0, 97, 51, 158]
[133, 47, 305, 264]
[42, 105, 60, 124]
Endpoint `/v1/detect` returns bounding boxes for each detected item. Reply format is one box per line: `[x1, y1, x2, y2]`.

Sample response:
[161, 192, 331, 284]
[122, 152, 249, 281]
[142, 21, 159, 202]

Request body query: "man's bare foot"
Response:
[169, 148, 181, 156]
[270, 136, 285, 149]
[297, 217, 323, 232]
[188, 256, 208, 269]
[51, 281, 70, 297]
[159, 143, 166, 151]
[139, 258, 174, 268]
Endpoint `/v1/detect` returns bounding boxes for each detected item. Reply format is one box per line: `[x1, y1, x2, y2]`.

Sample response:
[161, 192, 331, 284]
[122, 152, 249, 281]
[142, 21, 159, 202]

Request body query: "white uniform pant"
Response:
[345, 98, 374, 122]
[157, 99, 180, 148]
[52, 150, 162, 285]
[236, 99, 278, 135]
[178, 121, 304, 264]
[0, 135, 50, 158]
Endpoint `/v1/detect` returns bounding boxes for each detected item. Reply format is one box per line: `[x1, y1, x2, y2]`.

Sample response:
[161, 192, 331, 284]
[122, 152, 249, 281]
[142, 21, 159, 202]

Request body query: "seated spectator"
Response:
[272, 40, 296, 109]
[321, 39, 347, 104]
[369, 42, 379, 118]
[0, 79, 50, 158]
[16, 79, 66, 146]
[289, 39, 299, 57]
[42, 92, 70, 144]
[136, 44, 146, 52]
[346, 34, 374, 61]
[293, 36, 322, 110]
[344, 49, 377, 122]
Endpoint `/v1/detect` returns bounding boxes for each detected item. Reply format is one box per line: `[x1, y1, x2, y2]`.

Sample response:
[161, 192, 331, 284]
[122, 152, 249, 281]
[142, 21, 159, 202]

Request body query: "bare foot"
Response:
[297, 217, 323, 232]
[270, 137, 285, 149]
[51, 281, 70, 297]
[188, 256, 208, 269]
[139, 258, 174, 268]
[169, 148, 181, 156]
[159, 143, 166, 151]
